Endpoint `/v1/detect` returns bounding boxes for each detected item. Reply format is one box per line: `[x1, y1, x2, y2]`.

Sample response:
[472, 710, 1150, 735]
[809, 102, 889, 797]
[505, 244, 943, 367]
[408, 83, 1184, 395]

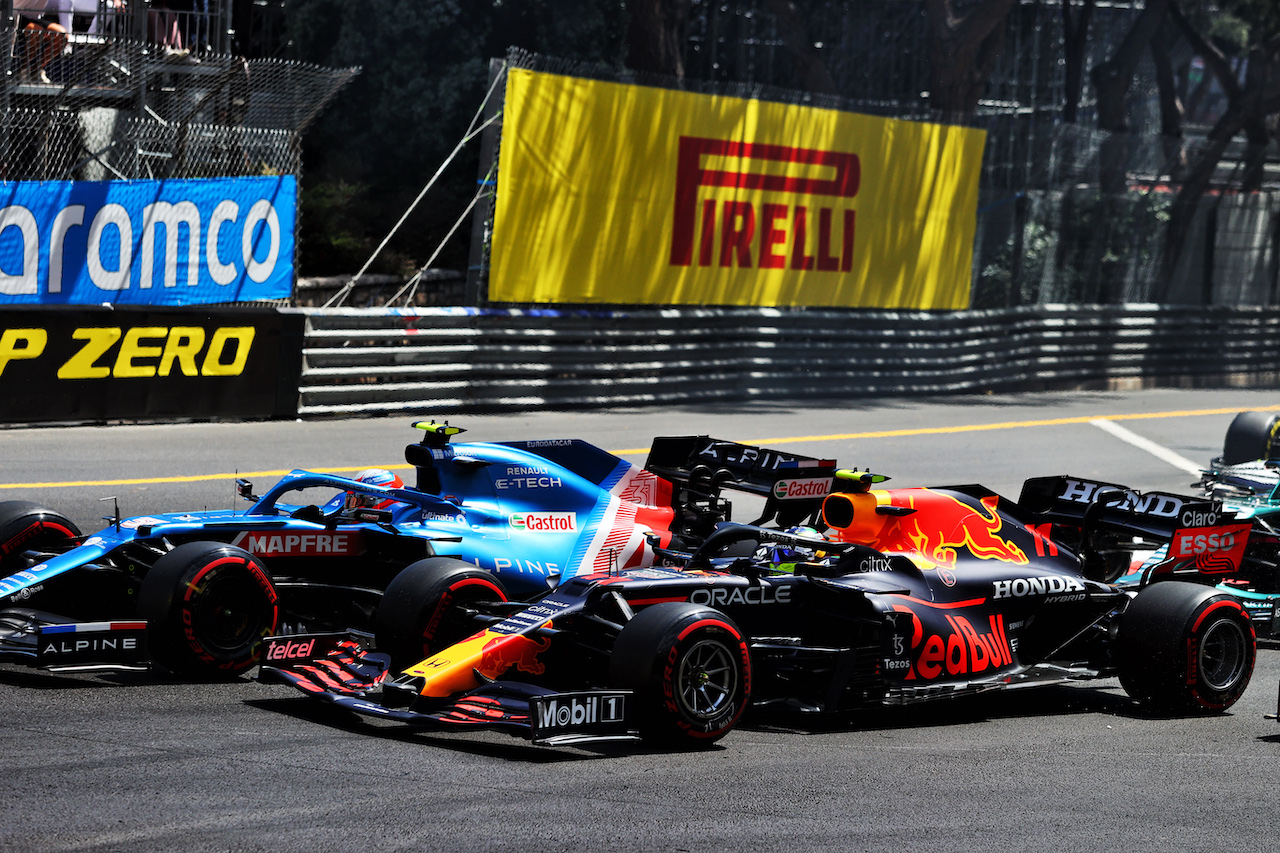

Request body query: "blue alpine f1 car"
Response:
[0, 422, 835, 677]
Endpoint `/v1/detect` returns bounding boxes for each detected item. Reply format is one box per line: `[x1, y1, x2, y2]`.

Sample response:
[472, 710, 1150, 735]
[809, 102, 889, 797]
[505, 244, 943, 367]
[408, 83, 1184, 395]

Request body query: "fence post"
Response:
[464, 56, 505, 307]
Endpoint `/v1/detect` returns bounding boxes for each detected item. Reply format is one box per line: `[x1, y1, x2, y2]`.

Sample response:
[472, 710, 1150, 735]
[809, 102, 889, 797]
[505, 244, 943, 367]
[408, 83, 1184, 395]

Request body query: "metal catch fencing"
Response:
[294, 305, 1280, 417]
[1, 36, 358, 180]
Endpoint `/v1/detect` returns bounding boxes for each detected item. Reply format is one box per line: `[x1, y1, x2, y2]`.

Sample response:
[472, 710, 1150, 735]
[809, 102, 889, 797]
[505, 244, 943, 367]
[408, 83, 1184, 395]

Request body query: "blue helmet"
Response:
[759, 526, 826, 573]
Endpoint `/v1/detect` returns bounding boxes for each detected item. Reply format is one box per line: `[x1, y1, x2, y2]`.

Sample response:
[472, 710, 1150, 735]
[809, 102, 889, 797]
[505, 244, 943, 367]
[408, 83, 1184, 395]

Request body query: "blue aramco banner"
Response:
[0, 176, 296, 305]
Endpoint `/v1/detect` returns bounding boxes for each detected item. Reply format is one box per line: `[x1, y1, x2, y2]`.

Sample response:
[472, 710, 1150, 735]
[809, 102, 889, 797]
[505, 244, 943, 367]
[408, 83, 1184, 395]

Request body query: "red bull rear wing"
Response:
[1019, 476, 1229, 541]
[258, 634, 638, 745]
[1020, 475, 1252, 585]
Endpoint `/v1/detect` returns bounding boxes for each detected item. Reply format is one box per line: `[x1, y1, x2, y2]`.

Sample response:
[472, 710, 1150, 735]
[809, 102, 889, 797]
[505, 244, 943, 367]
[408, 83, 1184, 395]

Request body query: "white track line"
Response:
[1089, 418, 1203, 476]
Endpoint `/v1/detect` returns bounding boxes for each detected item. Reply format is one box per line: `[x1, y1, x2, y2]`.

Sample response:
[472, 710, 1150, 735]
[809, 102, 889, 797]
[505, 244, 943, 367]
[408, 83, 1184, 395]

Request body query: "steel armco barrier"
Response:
[293, 305, 1280, 416]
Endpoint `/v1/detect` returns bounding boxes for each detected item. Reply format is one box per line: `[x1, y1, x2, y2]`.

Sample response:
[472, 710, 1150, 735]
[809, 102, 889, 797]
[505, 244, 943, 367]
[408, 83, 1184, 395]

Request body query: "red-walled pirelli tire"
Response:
[138, 542, 279, 678]
[0, 501, 81, 574]
[1117, 581, 1256, 714]
[1222, 411, 1280, 465]
[374, 558, 508, 671]
[609, 602, 751, 748]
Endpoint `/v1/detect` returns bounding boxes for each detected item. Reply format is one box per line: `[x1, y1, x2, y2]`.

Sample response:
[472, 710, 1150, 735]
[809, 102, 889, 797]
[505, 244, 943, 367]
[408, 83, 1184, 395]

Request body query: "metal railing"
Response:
[291, 305, 1280, 417]
[6, 0, 231, 56]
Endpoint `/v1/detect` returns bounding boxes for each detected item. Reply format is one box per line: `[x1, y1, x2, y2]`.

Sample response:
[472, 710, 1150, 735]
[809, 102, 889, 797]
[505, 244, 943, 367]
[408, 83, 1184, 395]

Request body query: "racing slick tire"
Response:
[138, 542, 279, 678]
[0, 501, 81, 573]
[1116, 581, 1255, 714]
[609, 602, 751, 747]
[374, 558, 508, 671]
[1222, 411, 1280, 465]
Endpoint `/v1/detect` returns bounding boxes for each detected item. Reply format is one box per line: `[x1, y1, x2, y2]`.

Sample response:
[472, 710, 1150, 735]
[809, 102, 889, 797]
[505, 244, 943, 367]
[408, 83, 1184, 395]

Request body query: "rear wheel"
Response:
[138, 542, 279, 678]
[374, 558, 508, 671]
[609, 602, 751, 747]
[0, 501, 80, 573]
[1222, 411, 1280, 465]
[1117, 581, 1255, 713]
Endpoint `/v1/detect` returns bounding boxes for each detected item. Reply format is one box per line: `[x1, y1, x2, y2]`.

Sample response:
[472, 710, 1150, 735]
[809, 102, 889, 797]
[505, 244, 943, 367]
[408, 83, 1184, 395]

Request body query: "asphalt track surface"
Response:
[3, 387, 1280, 852]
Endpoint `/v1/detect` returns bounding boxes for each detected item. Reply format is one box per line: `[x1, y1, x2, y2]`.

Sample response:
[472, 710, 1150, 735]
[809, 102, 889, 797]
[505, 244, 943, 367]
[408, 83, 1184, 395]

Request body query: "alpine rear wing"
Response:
[645, 436, 837, 528]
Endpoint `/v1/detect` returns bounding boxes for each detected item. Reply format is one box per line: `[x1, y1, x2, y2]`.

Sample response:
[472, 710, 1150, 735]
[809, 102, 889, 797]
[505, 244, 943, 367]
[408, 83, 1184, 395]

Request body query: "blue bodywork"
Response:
[0, 425, 838, 670]
[0, 437, 677, 607]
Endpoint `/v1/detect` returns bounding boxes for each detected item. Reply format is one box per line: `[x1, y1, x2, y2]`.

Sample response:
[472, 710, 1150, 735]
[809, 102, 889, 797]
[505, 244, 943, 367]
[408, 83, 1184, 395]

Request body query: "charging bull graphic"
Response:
[824, 488, 1031, 573]
[406, 630, 553, 698]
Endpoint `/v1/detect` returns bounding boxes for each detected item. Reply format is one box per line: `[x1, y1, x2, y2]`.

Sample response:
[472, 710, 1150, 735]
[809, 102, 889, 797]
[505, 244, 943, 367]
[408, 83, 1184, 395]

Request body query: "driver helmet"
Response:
[345, 468, 404, 511]
[759, 525, 826, 573]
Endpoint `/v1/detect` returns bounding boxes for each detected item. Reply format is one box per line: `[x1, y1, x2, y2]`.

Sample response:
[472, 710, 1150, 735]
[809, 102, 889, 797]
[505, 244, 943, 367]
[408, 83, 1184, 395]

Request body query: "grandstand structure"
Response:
[0, 0, 353, 182]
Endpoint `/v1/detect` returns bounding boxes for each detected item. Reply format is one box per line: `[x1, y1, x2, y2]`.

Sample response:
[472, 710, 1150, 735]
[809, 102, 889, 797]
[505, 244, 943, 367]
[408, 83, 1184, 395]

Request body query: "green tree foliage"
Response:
[287, 0, 627, 276]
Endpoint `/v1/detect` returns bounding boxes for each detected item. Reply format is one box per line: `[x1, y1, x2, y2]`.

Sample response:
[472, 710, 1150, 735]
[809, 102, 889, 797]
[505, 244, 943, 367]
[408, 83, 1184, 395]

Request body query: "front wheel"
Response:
[0, 501, 81, 574]
[138, 542, 279, 678]
[374, 558, 508, 671]
[609, 602, 751, 747]
[1222, 411, 1280, 465]
[1117, 581, 1255, 713]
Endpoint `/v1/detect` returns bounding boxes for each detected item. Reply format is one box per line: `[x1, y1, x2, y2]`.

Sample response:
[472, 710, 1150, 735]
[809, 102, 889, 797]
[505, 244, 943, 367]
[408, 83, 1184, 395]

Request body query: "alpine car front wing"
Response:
[0, 608, 149, 671]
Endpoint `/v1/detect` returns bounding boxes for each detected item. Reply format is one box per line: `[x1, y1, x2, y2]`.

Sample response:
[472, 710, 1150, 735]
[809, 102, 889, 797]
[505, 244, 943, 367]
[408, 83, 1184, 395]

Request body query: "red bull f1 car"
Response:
[261, 475, 1256, 748]
[0, 424, 835, 678]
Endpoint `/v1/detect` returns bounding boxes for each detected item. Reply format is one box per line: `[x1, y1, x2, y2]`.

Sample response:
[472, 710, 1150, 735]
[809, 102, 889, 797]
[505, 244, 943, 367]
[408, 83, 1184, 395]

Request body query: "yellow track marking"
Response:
[2, 405, 1274, 491]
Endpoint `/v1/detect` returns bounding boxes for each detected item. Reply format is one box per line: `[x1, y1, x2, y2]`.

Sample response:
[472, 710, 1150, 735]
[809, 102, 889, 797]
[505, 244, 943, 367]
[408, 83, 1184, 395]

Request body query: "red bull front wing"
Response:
[258, 634, 636, 745]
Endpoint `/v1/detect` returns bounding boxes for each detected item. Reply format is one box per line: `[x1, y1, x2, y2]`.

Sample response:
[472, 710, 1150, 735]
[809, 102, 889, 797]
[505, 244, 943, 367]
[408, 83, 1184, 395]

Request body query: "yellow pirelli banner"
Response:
[490, 68, 986, 309]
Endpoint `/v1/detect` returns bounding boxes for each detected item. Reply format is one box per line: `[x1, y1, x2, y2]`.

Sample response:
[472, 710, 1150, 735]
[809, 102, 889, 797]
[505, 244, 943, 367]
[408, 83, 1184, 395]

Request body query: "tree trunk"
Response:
[626, 0, 692, 79]
[1061, 0, 1095, 124]
[924, 0, 1017, 119]
[1159, 20, 1280, 300]
[1055, 0, 1094, 292]
[1240, 44, 1279, 192]
[1150, 19, 1185, 178]
[1091, 0, 1169, 193]
[763, 0, 839, 95]
[1159, 90, 1280, 299]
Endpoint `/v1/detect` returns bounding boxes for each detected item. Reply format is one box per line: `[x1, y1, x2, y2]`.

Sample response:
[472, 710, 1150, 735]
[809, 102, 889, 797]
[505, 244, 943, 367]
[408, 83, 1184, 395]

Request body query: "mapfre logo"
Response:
[232, 531, 361, 556]
[670, 136, 860, 272]
[510, 512, 577, 533]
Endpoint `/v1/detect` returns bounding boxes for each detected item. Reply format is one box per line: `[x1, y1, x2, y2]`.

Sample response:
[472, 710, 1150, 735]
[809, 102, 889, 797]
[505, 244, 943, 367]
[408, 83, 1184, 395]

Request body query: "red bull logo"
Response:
[829, 489, 1029, 570]
[478, 633, 552, 678]
[670, 136, 860, 272]
[892, 605, 1013, 681]
[407, 629, 554, 698]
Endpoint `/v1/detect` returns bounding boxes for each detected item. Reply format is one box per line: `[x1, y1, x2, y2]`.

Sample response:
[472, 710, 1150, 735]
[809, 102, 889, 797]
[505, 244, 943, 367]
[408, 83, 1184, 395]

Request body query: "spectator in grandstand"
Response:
[50, 0, 126, 37]
[149, 0, 191, 58]
[12, 0, 67, 83]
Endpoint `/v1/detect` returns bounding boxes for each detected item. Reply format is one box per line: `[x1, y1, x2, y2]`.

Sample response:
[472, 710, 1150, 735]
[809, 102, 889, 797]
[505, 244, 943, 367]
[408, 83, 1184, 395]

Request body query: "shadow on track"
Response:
[744, 681, 1239, 736]
[0, 665, 253, 690]
[243, 696, 712, 762]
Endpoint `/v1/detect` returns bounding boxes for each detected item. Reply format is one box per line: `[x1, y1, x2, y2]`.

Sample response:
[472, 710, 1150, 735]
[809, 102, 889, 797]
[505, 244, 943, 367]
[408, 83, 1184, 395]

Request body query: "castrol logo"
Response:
[510, 512, 577, 532]
[772, 478, 832, 500]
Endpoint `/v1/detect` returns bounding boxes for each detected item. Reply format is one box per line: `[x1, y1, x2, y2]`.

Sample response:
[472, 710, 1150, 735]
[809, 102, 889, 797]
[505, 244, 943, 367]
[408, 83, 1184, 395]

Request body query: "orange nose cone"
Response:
[403, 629, 553, 698]
[823, 492, 888, 544]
